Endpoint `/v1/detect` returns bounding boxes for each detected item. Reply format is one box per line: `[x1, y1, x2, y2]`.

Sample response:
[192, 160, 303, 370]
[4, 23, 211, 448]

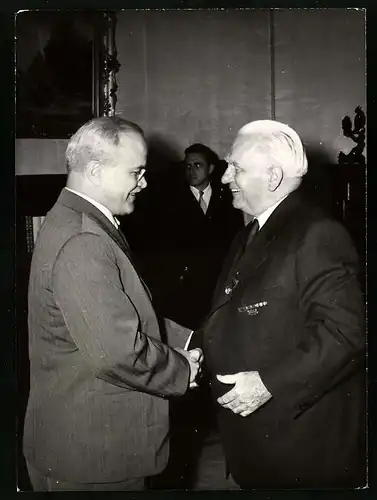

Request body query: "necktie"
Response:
[246, 217, 260, 246]
[238, 217, 260, 255]
[198, 190, 207, 213]
[224, 218, 260, 296]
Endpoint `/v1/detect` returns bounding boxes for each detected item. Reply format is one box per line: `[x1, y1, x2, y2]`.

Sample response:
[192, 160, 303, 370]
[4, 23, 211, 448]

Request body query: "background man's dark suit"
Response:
[191, 189, 366, 488]
[121, 163, 243, 330]
[24, 189, 191, 485]
[156, 176, 243, 329]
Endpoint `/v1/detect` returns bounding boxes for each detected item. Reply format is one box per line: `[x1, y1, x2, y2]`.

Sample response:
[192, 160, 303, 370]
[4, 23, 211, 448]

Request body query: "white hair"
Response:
[65, 116, 144, 172]
[236, 120, 308, 177]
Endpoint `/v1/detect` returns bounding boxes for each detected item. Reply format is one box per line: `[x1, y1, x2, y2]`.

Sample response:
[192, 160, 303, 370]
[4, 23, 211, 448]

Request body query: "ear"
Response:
[209, 163, 215, 175]
[85, 160, 101, 185]
[268, 165, 283, 192]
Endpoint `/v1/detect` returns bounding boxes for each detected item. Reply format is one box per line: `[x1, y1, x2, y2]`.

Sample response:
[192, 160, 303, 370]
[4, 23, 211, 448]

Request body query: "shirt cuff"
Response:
[184, 331, 195, 350]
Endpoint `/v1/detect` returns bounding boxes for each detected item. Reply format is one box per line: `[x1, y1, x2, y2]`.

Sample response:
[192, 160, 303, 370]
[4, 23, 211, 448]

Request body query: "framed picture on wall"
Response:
[16, 10, 105, 138]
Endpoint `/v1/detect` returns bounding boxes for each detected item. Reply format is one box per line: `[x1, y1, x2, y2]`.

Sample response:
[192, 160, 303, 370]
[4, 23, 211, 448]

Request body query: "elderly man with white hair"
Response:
[189, 120, 365, 488]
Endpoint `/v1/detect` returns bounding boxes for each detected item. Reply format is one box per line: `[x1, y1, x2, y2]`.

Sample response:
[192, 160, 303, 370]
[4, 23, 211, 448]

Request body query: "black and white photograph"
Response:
[15, 8, 367, 491]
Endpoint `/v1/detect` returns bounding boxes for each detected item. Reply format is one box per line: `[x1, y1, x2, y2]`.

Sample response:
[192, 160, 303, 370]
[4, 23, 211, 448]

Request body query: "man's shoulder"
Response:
[283, 195, 356, 257]
[295, 194, 340, 230]
[271, 192, 341, 245]
[36, 202, 113, 261]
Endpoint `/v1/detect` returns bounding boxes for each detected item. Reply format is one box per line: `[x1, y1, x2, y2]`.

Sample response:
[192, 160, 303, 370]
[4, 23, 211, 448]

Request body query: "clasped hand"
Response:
[176, 347, 203, 388]
[216, 371, 272, 417]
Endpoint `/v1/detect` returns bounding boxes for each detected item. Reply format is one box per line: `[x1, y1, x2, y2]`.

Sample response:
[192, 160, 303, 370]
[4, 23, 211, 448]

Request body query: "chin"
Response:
[118, 201, 134, 215]
[232, 198, 244, 211]
[125, 203, 135, 214]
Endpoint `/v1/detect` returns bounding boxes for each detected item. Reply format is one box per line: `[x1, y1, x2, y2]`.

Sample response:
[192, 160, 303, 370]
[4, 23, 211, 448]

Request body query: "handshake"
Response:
[176, 347, 204, 389]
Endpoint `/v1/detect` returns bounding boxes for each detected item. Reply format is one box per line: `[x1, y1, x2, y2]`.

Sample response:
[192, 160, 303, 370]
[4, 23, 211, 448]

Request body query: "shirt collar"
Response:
[255, 194, 289, 229]
[190, 183, 212, 196]
[65, 187, 120, 229]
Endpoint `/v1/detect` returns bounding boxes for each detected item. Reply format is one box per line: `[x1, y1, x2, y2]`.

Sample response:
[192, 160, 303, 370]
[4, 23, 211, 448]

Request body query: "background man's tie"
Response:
[198, 189, 207, 213]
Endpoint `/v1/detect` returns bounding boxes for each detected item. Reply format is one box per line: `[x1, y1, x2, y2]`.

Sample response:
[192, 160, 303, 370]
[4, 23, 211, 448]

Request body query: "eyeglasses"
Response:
[134, 168, 146, 181]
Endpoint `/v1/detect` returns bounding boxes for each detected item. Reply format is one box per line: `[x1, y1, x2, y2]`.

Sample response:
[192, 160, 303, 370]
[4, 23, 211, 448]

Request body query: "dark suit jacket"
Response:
[190, 189, 366, 488]
[150, 180, 243, 328]
[23, 188, 190, 483]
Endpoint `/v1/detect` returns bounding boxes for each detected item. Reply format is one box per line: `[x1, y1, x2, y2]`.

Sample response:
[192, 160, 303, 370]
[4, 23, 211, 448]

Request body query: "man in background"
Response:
[190, 120, 366, 488]
[145, 143, 243, 489]
[156, 142, 243, 329]
[23, 116, 202, 491]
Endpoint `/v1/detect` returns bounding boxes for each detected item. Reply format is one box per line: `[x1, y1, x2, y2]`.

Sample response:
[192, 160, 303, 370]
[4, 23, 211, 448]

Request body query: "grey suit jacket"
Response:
[23, 188, 190, 483]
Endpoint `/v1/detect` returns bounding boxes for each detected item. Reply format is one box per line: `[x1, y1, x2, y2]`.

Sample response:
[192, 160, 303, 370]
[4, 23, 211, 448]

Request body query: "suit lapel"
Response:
[206, 184, 222, 218]
[186, 185, 206, 217]
[59, 189, 129, 252]
[206, 184, 216, 216]
[211, 229, 276, 313]
[58, 189, 153, 301]
[186, 183, 219, 218]
[210, 223, 249, 302]
[209, 190, 303, 314]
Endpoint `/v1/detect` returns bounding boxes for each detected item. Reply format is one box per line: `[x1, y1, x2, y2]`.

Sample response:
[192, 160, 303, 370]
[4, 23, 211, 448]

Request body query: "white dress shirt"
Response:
[255, 194, 289, 229]
[190, 183, 212, 212]
[65, 187, 120, 229]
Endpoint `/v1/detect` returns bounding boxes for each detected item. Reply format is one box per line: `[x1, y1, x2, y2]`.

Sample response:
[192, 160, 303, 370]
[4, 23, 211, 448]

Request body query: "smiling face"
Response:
[222, 136, 271, 217]
[185, 152, 214, 190]
[98, 132, 147, 215]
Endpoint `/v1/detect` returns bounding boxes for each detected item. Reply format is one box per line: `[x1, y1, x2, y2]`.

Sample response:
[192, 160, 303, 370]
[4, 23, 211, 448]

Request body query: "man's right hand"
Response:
[176, 347, 203, 388]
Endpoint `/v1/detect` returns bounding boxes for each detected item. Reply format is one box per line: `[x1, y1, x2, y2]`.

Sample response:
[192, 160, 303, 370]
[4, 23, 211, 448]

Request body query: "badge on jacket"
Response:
[238, 301, 268, 315]
[224, 278, 239, 295]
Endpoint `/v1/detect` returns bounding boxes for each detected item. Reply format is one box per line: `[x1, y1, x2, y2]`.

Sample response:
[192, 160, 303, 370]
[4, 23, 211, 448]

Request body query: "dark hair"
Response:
[184, 143, 219, 166]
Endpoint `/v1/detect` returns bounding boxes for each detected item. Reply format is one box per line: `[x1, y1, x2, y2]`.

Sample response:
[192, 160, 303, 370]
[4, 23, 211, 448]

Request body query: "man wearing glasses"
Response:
[23, 116, 202, 491]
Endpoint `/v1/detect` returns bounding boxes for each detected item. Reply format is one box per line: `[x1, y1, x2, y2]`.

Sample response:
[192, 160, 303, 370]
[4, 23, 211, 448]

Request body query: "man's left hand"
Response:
[216, 371, 272, 417]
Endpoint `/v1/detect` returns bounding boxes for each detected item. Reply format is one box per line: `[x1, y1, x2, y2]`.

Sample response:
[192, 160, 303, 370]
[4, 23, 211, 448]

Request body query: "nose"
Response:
[138, 176, 147, 189]
[221, 164, 234, 184]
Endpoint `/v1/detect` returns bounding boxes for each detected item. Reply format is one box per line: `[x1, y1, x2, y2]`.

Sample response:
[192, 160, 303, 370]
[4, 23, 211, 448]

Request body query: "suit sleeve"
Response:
[163, 317, 192, 349]
[260, 219, 365, 415]
[52, 232, 190, 397]
[187, 328, 203, 350]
